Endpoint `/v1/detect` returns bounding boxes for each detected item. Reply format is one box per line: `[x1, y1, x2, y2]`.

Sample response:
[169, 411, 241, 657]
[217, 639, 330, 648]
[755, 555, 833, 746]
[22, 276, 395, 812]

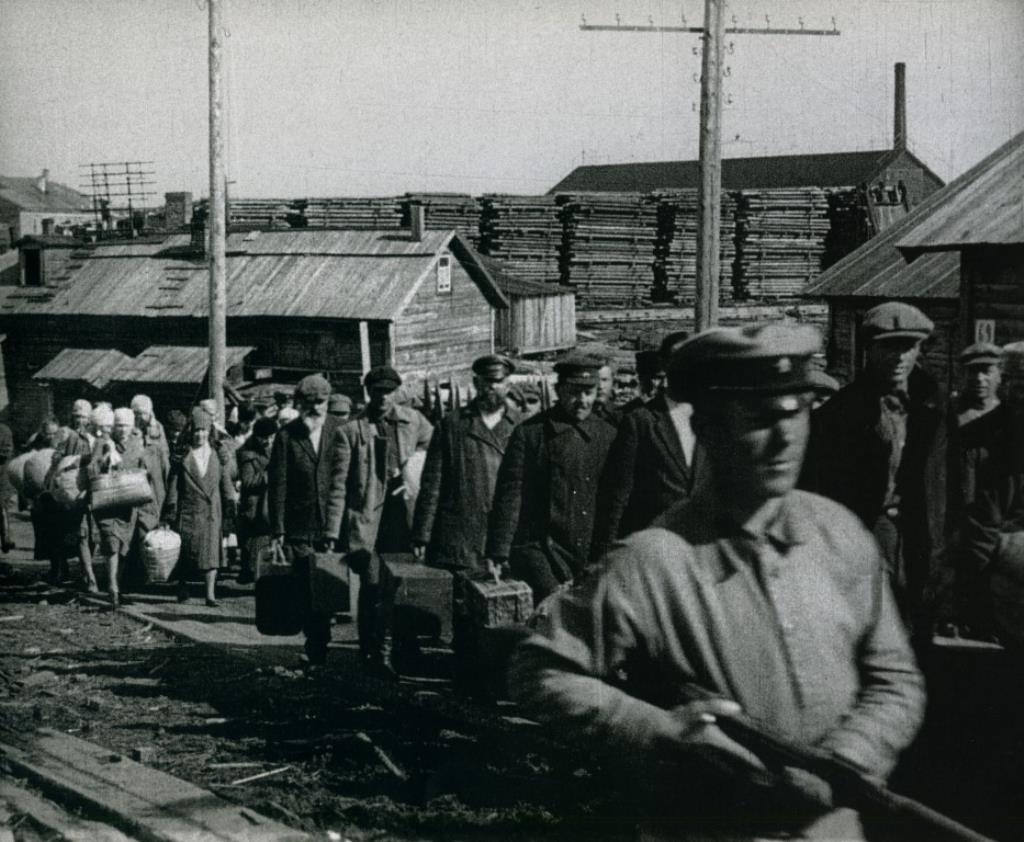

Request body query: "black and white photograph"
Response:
[0, 1, 1022, 839]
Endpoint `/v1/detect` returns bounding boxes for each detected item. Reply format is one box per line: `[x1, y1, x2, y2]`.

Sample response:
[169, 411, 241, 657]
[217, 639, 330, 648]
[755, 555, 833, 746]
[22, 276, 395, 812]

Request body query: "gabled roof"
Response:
[0, 229, 507, 320]
[0, 176, 92, 213]
[897, 131, 1024, 254]
[33, 349, 133, 389]
[34, 346, 254, 388]
[549, 148, 942, 194]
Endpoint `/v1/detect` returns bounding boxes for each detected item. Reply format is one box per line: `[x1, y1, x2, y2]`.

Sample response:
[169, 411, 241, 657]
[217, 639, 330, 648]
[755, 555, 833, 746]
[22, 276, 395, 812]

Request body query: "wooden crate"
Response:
[382, 554, 453, 642]
[462, 574, 533, 628]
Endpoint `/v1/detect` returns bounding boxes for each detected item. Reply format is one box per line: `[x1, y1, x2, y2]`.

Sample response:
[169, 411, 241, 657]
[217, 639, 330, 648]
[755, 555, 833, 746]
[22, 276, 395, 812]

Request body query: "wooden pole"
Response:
[208, 0, 227, 419]
[695, 0, 725, 332]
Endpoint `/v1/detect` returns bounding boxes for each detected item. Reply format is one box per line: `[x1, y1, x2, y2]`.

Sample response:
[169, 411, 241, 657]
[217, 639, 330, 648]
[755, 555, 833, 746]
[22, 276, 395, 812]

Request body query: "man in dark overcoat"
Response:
[412, 355, 519, 571]
[486, 353, 617, 601]
[801, 302, 951, 635]
[335, 366, 433, 676]
[267, 374, 347, 669]
[592, 357, 702, 559]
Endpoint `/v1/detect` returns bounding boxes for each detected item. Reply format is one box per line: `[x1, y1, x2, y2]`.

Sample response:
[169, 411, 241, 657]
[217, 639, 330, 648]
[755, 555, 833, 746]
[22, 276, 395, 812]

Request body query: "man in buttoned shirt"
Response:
[593, 340, 702, 558]
[486, 353, 617, 601]
[412, 355, 519, 572]
[510, 324, 925, 841]
[801, 302, 950, 635]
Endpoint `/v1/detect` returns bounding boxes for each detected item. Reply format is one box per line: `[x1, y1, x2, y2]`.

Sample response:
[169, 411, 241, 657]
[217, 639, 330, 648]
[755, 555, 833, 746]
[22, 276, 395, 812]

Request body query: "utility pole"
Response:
[696, 0, 725, 330]
[580, 5, 839, 330]
[208, 0, 227, 421]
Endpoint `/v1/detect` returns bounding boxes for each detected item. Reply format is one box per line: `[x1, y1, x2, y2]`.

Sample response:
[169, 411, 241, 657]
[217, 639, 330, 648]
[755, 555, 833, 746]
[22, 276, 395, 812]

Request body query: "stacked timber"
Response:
[299, 196, 404, 229]
[226, 199, 295, 229]
[732, 188, 830, 300]
[402, 193, 482, 247]
[558, 192, 659, 309]
[653, 190, 737, 304]
[477, 194, 563, 284]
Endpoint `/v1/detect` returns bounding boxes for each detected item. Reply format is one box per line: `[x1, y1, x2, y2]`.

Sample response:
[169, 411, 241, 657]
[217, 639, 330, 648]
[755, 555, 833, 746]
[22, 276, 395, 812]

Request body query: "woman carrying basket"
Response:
[88, 407, 154, 609]
[163, 407, 234, 606]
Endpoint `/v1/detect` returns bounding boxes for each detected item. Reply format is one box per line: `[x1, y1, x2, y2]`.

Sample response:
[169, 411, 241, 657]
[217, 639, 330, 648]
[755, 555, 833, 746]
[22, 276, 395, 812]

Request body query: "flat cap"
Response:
[862, 302, 933, 341]
[669, 323, 822, 398]
[807, 369, 840, 395]
[635, 349, 665, 377]
[553, 352, 604, 386]
[252, 417, 278, 437]
[364, 365, 402, 391]
[190, 405, 213, 430]
[472, 354, 515, 380]
[960, 342, 1004, 367]
[328, 393, 352, 413]
[658, 330, 691, 360]
[295, 374, 331, 401]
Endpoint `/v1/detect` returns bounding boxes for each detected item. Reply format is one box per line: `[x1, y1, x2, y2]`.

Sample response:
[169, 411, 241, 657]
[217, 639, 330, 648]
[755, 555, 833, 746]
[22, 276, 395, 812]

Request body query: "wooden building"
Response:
[0, 171, 94, 250]
[0, 227, 508, 441]
[898, 131, 1024, 365]
[806, 130, 1024, 394]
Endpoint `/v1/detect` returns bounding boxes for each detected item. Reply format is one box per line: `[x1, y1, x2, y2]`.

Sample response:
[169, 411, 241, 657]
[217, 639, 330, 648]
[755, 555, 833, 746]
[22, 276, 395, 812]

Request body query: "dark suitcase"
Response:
[310, 551, 352, 615]
[382, 554, 453, 642]
[255, 573, 304, 636]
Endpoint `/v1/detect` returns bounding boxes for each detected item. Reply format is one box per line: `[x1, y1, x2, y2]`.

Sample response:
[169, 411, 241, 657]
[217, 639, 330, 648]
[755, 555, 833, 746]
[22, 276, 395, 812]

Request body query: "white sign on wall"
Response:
[436, 255, 451, 294]
[974, 319, 996, 344]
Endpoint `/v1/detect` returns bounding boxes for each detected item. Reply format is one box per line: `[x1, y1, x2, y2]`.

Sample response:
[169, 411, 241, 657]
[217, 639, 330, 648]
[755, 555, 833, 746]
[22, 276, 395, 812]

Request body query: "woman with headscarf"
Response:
[88, 406, 150, 608]
[163, 406, 234, 606]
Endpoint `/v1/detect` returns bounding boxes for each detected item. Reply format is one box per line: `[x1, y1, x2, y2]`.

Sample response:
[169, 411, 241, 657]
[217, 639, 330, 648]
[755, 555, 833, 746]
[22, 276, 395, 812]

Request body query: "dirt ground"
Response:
[0, 549, 632, 842]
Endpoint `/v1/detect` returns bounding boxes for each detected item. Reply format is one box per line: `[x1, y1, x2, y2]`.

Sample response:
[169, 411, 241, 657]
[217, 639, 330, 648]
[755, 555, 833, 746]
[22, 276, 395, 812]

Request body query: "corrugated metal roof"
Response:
[897, 131, 1024, 252]
[115, 346, 255, 384]
[0, 176, 92, 213]
[33, 348, 132, 388]
[549, 149, 938, 194]
[476, 253, 569, 298]
[0, 229, 507, 320]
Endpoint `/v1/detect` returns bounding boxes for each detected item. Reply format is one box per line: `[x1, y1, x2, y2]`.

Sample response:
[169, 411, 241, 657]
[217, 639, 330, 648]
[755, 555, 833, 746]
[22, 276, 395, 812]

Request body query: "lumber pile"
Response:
[298, 196, 404, 229]
[732, 188, 829, 300]
[653, 190, 736, 304]
[226, 199, 295, 229]
[558, 192, 659, 309]
[477, 194, 563, 284]
[402, 193, 482, 247]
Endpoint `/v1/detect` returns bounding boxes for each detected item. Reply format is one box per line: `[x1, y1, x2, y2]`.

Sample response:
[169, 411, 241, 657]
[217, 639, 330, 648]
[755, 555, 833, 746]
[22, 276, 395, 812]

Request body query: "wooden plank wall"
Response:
[393, 256, 493, 389]
[966, 246, 1024, 345]
[498, 293, 575, 355]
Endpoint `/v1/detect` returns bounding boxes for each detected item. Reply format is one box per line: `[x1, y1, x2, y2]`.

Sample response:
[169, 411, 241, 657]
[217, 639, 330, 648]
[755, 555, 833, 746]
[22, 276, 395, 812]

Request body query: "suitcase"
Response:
[255, 573, 304, 636]
[90, 468, 153, 513]
[382, 554, 453, 642]
[310, 551, 352, 615]
[462, 572, 533, 628]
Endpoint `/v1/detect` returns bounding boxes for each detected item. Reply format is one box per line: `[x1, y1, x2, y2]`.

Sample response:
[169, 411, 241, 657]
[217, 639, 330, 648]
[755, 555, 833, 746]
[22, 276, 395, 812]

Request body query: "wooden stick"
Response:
[227, 765, 292, 786]
[355, 731, 408, 781]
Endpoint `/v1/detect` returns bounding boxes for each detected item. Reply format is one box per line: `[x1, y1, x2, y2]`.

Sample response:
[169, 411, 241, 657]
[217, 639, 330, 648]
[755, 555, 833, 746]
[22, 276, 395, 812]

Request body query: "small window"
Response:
[436, 255, 451, 294]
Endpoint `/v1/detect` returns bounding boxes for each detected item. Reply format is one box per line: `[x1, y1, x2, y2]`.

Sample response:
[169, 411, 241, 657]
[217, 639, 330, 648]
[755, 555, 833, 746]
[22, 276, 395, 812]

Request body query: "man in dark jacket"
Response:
[802, 302, 950, 635]
[267, 374, 347, 669]
[486, 353, 617, 601]
[592, 354, 702, 558]
[412, 355, 519, 571]
[619, 349, 667, 414]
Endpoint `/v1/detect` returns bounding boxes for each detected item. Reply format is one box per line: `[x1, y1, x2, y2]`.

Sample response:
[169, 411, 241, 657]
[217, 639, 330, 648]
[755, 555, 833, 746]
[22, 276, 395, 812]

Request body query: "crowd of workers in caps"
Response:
[2, 299, 1023, 840]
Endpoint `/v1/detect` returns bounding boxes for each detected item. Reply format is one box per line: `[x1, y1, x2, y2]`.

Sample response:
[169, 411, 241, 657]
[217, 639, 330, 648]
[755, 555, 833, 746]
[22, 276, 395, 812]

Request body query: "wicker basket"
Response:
[143, 528, 181, 582]
[90, 468, 153, 514]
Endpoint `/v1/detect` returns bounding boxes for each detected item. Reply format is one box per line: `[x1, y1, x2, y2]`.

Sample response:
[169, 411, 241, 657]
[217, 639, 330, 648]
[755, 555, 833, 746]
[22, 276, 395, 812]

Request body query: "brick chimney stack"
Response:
[409, 203, 425, 242]
[36, 168, 49, 194]
[894, 63, 907, 152]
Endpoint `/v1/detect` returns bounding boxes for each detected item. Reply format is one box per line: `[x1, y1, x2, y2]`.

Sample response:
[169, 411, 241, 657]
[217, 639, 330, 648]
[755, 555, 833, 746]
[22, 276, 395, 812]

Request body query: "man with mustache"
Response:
[510, 324, 925, 841]
[486, 353, 616, 601]
[801, 302, 950, 636]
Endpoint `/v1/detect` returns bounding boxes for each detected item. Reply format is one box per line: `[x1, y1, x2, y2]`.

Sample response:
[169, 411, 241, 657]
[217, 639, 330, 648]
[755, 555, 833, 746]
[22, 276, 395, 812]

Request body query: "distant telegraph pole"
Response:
[208, 0, 227, 420]
[580, 3, 839, 330]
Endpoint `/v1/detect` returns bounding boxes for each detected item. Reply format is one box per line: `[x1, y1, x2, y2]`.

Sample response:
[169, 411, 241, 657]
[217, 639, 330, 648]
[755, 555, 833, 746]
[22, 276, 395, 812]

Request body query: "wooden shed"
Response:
[0, 228, 507, 440]
[897, 131, 1024, 360]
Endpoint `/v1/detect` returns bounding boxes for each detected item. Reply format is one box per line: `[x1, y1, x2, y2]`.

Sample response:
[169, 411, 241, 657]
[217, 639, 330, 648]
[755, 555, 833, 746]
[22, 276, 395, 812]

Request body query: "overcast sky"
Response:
[2, 0, 1021, 201]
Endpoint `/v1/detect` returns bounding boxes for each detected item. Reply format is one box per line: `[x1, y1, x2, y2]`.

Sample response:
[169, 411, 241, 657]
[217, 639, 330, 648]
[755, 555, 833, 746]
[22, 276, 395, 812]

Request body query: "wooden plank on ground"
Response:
[0, 729, 310, 842]
[0, 777, 135, 842]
